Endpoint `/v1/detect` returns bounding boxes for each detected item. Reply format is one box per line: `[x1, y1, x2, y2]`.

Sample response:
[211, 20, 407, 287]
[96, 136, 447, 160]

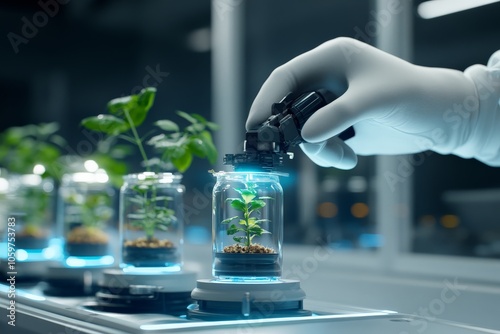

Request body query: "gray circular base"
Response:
[188, 279, 311, 320]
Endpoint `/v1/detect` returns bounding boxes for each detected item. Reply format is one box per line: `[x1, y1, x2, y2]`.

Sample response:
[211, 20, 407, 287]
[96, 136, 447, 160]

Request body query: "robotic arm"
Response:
[224, 90, 355, 171]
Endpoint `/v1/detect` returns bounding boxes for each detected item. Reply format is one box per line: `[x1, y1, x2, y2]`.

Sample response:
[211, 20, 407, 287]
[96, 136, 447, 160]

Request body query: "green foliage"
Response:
[148, 110, 218, 172]
[0, 122, 66, 179]
[17, 185, 51, 230]
[81, 87, 218, 240]
[81, 87, 218, 174]
[126, 178, 176, 240]
[66, 192, 113, 229]
[221, 184, 273, 247]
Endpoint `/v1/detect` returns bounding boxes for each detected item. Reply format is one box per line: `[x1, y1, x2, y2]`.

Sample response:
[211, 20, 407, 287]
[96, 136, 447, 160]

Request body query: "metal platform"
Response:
[1, 283, 497, 334]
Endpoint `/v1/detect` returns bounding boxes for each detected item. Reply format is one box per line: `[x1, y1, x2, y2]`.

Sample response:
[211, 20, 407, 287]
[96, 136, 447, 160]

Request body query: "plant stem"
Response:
[245, 207, 251, 248]
[123, 109, 150, 172]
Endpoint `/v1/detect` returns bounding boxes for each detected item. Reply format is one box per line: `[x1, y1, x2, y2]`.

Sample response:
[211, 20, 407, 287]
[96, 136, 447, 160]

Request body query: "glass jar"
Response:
[2, 173, 58, 261]
[0, 170, 9, 259]
[212, 172, 283, 280]
[58, 172, 116, 267]
[120, 172, 184, 272]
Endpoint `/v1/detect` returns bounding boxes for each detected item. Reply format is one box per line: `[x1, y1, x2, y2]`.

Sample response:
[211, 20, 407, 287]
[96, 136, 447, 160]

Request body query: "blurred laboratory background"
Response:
[2, 0, 499, 258]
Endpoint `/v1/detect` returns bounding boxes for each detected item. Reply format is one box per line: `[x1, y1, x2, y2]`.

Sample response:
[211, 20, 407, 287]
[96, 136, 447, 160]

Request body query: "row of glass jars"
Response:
[0, 170, 284, 279]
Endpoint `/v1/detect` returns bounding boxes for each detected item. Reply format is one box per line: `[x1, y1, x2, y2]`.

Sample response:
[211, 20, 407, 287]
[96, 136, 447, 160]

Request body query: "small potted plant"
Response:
[120, 172, 182, 267]
[62, 184, 114, 258]
[0, 123, 65, 252]
[212, 172, 283, 279]
[81, 87, 217, 270]
[57, 143, 128, 264]
[221, 184, 274, 254]
[13, 177, 54, 250]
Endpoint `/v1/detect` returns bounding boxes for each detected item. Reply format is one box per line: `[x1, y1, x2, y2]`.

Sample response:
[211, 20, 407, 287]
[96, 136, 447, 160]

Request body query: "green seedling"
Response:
[81, 87, 218, 240]
[81, 87, 218, 174]
[221, 184, 273, 248]
[66, 192, 113, 229]
[126, 180, 176, 241]
[65, 192, 113, 245]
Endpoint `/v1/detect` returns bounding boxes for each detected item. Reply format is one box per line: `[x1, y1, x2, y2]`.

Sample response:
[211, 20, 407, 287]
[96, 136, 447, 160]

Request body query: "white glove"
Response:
[247, 37, 500, 169]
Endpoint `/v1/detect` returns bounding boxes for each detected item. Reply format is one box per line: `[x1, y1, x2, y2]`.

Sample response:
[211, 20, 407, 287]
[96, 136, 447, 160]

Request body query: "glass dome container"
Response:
[120, 172, 184, 272]
[3, 173, 58, 262]
[212, 171, 283, 280]
[58, 171, 116, 267]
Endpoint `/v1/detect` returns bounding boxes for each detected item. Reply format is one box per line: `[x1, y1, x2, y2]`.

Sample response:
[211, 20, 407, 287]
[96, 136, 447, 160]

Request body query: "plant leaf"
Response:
[221, 216, 239, 224]
[191, 113, 207, 124]
[227, 224, 239, 235]
[127, 213, 146, 220]
[198, 131, 217, 164]
[147, 133, 165, 145]
[229, 199, 246, 212]
[248, 225, 270, 236]
[239, 219, 250, 226]
[248, 200, 266, 212]
[185, 123, 205, 133]
[176, 111, 197, 124]
[155, 120, 179, 132]
[37, 122, 60, 136]
[107, 87, 156, 128]
[128, 197, 145, 205]
[107, 95, 134, 115]
[235, 188, 256, 204]
[81, 115, 129, 135]
[206, 122, 219, 131]
[170, 146, 193, 173]
[137, 87, 156, 110]
[187, 137, 207, 158]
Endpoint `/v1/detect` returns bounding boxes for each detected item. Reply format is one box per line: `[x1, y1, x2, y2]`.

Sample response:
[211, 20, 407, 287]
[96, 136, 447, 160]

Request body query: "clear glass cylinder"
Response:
[120, 172, 184, 272]
[0, 170, 9, 259]
[2, 173, 58, 262]
[58, 172, 116, 267]
[212, 172, 283, 280]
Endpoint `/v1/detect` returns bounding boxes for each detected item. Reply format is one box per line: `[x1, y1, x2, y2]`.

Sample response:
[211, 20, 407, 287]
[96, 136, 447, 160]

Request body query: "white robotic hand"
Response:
[247, 37, 500, 169]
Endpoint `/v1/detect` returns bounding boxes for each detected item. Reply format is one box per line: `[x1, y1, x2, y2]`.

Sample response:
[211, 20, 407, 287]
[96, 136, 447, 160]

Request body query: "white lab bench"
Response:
[1, 243, 499, 333]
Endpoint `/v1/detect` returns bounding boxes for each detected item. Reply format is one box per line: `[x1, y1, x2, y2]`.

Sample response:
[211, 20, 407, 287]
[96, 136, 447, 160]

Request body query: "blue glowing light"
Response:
[215, 276, 281, 283]
[65, 255, 114, 267]
[122, 265, 181, 274]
